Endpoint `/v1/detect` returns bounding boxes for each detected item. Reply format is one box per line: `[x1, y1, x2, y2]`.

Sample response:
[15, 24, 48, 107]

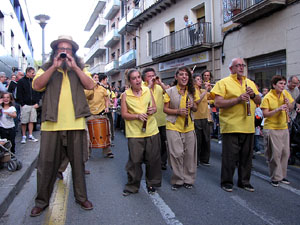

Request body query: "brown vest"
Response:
[166, 86, 194, 124]
[40, 65, 91, 122]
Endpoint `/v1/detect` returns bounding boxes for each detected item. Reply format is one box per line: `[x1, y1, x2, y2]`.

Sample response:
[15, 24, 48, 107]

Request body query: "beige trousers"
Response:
[264, 129, 290, 182]
[166, 129, 197, 185]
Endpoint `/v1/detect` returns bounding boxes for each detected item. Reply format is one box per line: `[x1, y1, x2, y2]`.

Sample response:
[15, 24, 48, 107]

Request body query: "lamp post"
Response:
[34, 14, 50, 64]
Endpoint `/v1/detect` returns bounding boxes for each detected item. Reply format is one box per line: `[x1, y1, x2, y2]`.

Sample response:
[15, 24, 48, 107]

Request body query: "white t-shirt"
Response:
[0, 106, 16, 129]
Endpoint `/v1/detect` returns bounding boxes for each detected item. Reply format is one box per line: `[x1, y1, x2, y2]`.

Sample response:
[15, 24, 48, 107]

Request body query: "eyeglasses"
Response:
[234, 64, 246, 68]
[57, 47, 72, 52]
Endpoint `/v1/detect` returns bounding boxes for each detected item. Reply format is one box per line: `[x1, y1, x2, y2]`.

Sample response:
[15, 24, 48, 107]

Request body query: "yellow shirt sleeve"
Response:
[32, 69, 46, 92]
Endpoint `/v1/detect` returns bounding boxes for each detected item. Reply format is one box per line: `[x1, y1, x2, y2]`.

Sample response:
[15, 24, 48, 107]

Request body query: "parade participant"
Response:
[202, 69, 214, 84]
[0, 92, 17, 154]
[261, 75, 293, 187]
[262, 87, 269, 98]
[211, 58, 261, 192]
[30, 35, 95, 217]
[85, 74, 114, 158]
[142, 67, 168, 170]
[121, 69, 161, 196]
[193, 74, 212, 166]
[285, 75, 299, 120]
[164, 66, 199, 190]
[99, 75, 115, 142]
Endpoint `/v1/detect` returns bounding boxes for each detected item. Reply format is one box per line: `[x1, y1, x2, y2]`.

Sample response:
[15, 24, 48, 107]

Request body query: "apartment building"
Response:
[0, 0, 35, 76]
[84, 0, 140, 88]
[221, 0, 300, 89]
[130, 0, 223, 85]
[84, 0, 107, 75]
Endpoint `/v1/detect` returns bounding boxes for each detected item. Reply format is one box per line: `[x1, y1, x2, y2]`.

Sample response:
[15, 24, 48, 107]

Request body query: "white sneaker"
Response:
[21, 136, 26, 144]
[28, 136, 38, 142]
[218, 140, 222, 144]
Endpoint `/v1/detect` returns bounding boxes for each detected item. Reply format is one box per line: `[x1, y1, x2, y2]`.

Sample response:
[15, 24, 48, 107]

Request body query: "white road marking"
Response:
[252, 171, 300, 196]
[231, 195, 282, 225]
[141, 181, 183, 225]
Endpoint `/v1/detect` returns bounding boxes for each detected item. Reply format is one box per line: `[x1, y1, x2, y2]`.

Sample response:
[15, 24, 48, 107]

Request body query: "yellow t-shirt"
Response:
[260, 89, 294, 130]
[194, 87, 209, 120]
[84, 85, 108, 115]
[211, 74, 259, 134]
[164, 85, 200, 133]
[125, 86, 159, 138]
[143, 82, 166, 127]
[33, 68, 91, 131]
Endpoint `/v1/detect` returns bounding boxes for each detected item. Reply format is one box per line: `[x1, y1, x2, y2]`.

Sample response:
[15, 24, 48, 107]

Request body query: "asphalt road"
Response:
[1, 130, 300, 225]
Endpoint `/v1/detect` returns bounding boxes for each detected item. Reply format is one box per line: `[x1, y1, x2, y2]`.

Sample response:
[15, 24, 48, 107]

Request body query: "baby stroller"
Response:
[289, 114, 300, 165]
[0, 139, 22, 172]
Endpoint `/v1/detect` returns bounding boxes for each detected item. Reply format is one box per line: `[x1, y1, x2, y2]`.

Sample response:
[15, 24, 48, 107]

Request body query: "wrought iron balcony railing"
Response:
[152, 22, 212, 59]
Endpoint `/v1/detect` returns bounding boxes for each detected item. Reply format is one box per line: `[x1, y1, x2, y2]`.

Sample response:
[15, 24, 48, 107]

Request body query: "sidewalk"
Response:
[0, 130, 40, 218]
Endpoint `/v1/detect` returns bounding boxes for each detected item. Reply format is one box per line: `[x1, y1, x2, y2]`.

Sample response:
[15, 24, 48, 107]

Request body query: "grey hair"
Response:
[0, 72, 6, 77]
[288, 75, 299, 82]
[229, 58, 238, 69]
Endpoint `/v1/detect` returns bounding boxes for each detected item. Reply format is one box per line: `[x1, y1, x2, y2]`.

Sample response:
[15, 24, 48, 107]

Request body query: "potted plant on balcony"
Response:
[230, 0, 241, 16]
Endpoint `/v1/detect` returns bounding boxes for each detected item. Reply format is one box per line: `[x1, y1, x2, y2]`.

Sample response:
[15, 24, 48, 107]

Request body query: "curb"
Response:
[0, 147, 39, 218]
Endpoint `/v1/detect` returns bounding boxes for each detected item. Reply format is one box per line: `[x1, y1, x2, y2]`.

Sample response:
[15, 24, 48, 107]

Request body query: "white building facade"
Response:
[221, 0, 300, 88]
[0, 0, 34, 76]
[130, 0, 223, 85]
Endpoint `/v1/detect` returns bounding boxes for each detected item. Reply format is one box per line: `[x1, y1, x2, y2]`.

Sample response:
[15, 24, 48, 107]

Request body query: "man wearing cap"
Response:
[30, 35, 95, 217]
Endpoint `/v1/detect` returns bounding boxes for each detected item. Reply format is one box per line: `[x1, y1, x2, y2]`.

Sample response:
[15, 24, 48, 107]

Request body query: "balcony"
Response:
[84, 39, 106, 64]
[118, 8, 141, 34]
[119, 49, 136, 69]
[229, 0, 286, 24]
[152, 22, 212, 59]
[84, 0, 106, 31]
[105, 60, 119, 76]
[89, 62, 106, 74]
[104, 28, 120, 47]
[104, 0, 120, 20]
[84, 15, 106, 48]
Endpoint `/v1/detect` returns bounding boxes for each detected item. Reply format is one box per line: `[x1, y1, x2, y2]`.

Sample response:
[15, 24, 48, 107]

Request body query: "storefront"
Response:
[158, 51, 210, 85]
[247, 50, 286, 91]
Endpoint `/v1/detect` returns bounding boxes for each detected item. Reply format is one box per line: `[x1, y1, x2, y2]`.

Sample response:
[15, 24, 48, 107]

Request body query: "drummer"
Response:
[85, 74, 114, 158]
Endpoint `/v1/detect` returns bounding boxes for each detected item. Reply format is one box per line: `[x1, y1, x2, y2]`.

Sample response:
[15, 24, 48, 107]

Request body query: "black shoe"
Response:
[183, 183, 193, 189]
[122, 190, 133, 196]
[147, 186, 156, 194]
[221, 184, 233, 192]
[161, 164, 167, 170]
[200, 161, 210, 166]
[238, 183, 255, 192]
[280, 178, 290, 185]
[271, 181, 279, 187]
[171, 184, 182, 191]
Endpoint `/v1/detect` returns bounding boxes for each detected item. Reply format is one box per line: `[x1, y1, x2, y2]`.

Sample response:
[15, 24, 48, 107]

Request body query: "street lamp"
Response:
[34, 14, 50, 64]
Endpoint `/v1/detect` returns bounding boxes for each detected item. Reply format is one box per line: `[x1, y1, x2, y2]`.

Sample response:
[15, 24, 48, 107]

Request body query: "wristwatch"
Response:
[250, 94, 256, 99]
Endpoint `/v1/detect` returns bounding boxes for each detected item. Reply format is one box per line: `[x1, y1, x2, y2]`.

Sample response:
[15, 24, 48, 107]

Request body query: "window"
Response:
[167, 20, 175, 51]
[196, 7, 205, 23]
[121, 35, 125, 54]
[111, 52, 115, 60]
[147, 31, 152, 56]
[133, 38, 136, 49]
[11, 31, 14, 57]
[127, 41, 130, 51]
[0, 12, 4, 46]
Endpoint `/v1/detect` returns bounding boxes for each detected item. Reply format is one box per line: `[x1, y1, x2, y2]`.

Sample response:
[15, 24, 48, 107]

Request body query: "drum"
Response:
[87, 117, 110, 148]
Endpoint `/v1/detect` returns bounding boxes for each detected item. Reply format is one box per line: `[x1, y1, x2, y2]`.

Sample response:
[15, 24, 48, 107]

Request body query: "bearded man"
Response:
[30, 35, 95, 217]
